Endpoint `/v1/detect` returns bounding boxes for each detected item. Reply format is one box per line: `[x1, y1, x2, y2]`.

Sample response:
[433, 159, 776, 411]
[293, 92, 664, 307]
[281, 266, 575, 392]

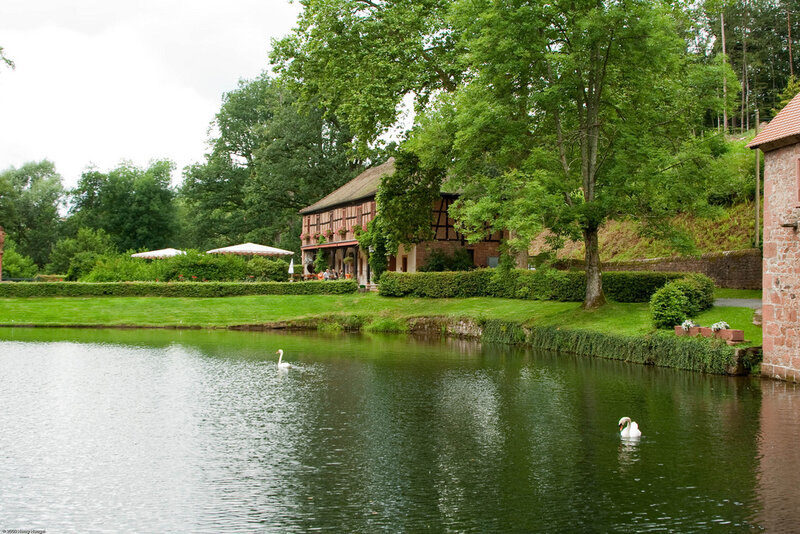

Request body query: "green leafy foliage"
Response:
[271, 0, 463, 152]
[649, 274, 715, 328]
[180, 75, 366, 253]
[524, 326, 741, 375]
[0, 281, 358, 298]
[70, 161, 178, 252]
[375, 151, 442, 247]
[0, 238, 37, 278]
[773, 75, 800, 115]
[247, 257, 291, 282]
[0, 160, 65, 266]
[46, 228, 116, 275]
[357, 218, 389, 281]
[313, 249, 328, 274]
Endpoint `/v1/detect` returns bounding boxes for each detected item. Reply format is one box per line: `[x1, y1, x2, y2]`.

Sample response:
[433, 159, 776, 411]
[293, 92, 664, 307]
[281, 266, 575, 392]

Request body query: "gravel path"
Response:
[714, 298, 762, 309]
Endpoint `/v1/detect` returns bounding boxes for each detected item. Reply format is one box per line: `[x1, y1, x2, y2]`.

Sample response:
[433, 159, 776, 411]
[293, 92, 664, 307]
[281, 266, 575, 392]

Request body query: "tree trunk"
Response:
[582, 226, 606, 309]
[509, 230, 529, 269]
[721, 13, 728, 133]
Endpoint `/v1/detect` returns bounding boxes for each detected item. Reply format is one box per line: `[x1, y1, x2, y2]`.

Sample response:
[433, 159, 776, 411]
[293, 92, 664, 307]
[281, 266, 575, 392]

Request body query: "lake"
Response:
[1, 327, 799, 532]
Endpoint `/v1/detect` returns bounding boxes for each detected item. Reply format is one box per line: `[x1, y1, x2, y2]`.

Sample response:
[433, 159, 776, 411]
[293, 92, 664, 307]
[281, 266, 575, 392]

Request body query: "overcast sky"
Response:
[0, 0, 302, 188]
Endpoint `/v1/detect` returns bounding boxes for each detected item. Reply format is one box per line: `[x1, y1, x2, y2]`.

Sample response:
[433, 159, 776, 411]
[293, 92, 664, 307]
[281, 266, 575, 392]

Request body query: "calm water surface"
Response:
[1, 327, 799, 532]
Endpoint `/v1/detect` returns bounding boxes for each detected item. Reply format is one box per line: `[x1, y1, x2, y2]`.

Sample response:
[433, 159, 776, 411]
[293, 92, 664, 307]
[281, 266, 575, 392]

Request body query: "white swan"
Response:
[618, 416, 642, 438]
[275, 349, 292, 369]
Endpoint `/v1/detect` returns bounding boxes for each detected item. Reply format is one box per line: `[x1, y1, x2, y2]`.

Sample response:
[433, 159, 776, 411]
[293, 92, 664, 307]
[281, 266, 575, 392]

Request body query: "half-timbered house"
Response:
[298, 158, 504, 285]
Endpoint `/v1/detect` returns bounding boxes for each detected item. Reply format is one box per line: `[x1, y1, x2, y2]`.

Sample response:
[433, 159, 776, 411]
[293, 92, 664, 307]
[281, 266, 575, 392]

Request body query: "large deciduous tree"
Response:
[440, 0, 732, 308]
[180, 75, 367, 252]
[277, 0, 731, 308]
[70, 160, 178, 251]
[271, 0, 463, 152]
[0, 160, 65, 266]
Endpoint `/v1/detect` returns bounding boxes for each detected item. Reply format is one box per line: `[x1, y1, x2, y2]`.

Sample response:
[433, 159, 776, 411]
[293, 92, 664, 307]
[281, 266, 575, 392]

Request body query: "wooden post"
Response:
[790, 10, 794, 78]
[721, 13, 729, 134]
[755, 110, 761, 248]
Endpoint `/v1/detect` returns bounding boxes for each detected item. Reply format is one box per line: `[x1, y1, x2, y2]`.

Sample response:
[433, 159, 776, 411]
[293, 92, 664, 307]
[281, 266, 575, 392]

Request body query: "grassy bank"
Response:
[0, 293, 762, 345]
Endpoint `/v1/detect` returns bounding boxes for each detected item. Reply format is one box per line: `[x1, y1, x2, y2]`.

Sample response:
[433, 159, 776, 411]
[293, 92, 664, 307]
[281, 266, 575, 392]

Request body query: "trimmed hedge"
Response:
[379, 269, 688, 303]
[0, 280, 358, 298]
[482, 320, 751, 374]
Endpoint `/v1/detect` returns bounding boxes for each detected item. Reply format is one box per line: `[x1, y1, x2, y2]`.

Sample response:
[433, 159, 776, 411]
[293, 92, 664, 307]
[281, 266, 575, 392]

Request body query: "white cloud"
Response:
[0, 0, 301, 188]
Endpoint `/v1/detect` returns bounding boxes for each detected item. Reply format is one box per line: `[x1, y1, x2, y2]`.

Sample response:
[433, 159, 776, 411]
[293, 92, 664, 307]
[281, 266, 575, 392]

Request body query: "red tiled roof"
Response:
[748, 92, 800, 151]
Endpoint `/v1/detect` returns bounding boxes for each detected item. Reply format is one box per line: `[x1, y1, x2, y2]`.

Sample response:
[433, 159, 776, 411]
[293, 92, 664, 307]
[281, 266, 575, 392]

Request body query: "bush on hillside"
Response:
[649, 274, 715, 328]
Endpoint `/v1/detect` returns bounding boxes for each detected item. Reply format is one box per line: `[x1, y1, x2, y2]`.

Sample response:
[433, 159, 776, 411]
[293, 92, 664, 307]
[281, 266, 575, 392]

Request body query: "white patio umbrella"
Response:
[131, 248, 186, 259]
[288, 258, 294, 274]
[206, 242, 294, 257]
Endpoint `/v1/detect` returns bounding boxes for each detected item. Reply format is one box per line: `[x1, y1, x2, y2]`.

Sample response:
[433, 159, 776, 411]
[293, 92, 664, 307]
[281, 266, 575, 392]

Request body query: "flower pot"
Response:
[716, 329, 744, 342]
[674, 326, 688, 336]
[688, 327, 702, 337]
[699, 327, 713, 338]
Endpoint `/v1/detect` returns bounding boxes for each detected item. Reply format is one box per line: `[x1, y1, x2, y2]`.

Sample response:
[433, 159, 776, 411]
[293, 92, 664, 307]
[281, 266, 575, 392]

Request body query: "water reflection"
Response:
[757, 379, 800, 529]
[0, 328, 792, 531]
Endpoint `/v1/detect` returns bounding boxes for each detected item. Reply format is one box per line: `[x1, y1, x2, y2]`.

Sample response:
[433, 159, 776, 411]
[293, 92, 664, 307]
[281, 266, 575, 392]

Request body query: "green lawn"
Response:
[0, 293, 762, 345]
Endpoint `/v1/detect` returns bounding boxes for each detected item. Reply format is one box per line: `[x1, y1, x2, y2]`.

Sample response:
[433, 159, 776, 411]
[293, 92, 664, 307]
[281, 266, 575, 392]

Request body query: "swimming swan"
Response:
[618, 416, 642, 438]
[275, 349, 292, 369]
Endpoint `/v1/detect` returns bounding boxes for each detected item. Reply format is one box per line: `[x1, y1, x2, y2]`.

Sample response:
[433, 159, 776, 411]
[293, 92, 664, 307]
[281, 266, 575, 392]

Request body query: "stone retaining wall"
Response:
[555, 249, 762, 289]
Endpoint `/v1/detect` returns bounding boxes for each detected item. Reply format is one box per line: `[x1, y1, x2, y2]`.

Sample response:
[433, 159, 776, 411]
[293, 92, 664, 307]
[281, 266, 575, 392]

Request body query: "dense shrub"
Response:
[247, 257, 290, 282]
[0, 280, 358, 298]
[81, 254, 166, 282]
[79, 250, 258, 282]
[649, 274, 715, 328]
[1, 239, 37, 278]
[380, 269, 687, 302]
[46, 228, 116, 275]
[161, 251, 248, 282]
[67, 252, 105, 281]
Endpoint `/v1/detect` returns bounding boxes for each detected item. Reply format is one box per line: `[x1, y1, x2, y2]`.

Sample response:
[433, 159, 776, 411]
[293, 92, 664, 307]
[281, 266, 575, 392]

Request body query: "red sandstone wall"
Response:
[761, 143, 800, 381]
[555, 249, 762, 289]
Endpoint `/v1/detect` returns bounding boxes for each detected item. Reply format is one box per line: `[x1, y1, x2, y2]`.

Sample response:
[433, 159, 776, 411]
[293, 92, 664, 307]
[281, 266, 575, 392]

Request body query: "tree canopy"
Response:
[70, 160, 178, 252]
[0, 160, 65, 266]
[180, 75, 369, 252]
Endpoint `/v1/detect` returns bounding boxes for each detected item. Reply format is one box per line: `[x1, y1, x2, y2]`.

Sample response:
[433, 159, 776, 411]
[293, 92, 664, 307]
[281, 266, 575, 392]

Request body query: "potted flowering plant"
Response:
[710, 321, 730, 332]
[675, 319, 698, 336]
[325, 229, 334, 239]
[352, 224, 363, 235]
[337, 227, 348, 237]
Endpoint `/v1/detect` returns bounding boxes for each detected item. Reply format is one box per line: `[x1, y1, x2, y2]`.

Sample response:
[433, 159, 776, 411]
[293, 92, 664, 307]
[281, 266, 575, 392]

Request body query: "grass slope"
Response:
[532, 201, 761, 261]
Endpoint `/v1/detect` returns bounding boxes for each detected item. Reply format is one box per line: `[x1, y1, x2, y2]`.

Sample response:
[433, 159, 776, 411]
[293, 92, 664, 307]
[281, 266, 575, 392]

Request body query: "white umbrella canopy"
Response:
[206, 242, 294, 257]
[131, 248, 186, 259]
